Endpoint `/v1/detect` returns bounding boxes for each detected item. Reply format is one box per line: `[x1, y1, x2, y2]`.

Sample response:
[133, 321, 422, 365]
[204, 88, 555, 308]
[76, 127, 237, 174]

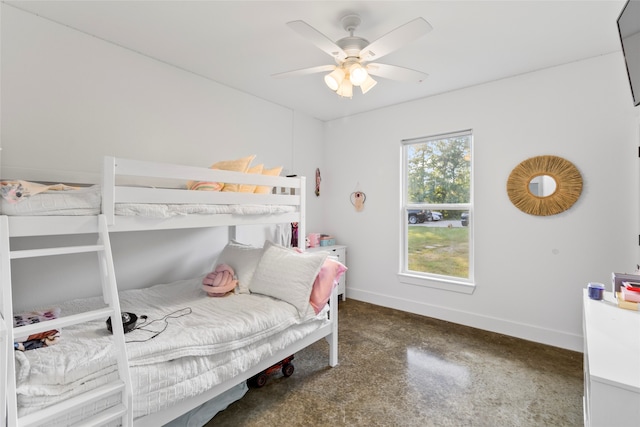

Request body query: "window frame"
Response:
[398, 130, 475, 294]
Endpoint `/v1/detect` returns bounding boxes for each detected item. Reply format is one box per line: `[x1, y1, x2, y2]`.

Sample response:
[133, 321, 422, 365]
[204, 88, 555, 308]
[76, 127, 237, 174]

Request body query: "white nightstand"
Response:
[306, 245, 347, 301]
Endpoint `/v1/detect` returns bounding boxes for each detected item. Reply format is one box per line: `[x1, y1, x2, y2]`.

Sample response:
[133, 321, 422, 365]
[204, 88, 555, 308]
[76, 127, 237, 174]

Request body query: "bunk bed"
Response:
[1, 156, 340, 426]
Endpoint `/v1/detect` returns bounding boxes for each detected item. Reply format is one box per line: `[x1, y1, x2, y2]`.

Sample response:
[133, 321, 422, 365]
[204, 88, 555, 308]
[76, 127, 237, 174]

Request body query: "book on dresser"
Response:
[616, 292, 639, 311]
[621, 281, 640, 302]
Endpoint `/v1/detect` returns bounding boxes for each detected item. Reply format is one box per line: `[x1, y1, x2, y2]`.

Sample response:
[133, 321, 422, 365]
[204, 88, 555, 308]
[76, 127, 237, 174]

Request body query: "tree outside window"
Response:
[402, 130, 473, 281]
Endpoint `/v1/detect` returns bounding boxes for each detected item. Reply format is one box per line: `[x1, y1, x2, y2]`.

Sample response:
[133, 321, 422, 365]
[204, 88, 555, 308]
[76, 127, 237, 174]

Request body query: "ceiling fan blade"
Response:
[366, 63, 428, 83]
[287, 20, 347, 61]
[360, 18, 433, 62]
[272, 64, 336, 79]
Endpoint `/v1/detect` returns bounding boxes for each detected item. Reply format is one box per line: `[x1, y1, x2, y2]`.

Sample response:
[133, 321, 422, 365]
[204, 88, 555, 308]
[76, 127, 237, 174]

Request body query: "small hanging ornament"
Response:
[315, 168, 321, 197]
[350, 191, 366, 212]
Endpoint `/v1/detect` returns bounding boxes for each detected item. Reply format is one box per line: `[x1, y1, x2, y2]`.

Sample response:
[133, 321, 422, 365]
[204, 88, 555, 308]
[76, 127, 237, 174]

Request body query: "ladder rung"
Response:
[13, 307, 114, 338]
[68, 403, 127, 427]
[18, 381, 126, 427]
[10, 245, 105, 260]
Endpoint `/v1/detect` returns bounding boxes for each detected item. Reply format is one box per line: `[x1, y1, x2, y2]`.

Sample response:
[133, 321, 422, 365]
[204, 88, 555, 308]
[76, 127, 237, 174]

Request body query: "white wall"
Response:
[1, 5, 326, 309]
[324, 53, 640, 352]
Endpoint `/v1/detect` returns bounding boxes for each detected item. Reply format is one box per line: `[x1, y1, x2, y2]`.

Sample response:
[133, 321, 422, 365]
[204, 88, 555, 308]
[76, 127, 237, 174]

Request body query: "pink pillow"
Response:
[309, 258, 347, 314]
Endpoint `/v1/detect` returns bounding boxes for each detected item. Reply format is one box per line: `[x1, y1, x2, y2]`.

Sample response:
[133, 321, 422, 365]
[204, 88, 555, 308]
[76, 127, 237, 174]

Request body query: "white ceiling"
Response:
[5, 1, 628, 121]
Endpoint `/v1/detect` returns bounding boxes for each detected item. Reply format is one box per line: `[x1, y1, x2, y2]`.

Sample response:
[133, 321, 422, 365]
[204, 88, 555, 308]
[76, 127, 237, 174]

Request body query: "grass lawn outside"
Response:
[407, 225, 469, 278]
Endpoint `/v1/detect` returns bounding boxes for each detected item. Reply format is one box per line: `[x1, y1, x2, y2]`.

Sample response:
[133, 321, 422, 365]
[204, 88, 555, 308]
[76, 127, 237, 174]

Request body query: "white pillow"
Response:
[250, 241, 327, 316]
[216, 240, 264, 294]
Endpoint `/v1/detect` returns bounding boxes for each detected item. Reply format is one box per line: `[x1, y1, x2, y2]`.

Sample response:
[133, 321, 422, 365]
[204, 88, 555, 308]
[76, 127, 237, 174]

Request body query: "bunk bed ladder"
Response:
[0, 215, 133, 427]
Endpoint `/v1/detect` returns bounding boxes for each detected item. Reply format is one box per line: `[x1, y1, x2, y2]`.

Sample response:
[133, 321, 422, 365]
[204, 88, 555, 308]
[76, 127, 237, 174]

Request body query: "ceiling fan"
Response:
[272, 14, 433, 98]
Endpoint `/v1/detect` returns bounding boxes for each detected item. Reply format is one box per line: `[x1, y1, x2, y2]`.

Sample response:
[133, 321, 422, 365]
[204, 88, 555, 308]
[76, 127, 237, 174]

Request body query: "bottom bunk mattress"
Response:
[13, 277, 330, 423]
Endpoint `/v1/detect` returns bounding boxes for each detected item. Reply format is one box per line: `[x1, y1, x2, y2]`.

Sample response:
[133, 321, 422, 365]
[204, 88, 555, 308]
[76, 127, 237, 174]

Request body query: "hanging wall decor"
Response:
[315, 168, 321, 197]
[506, 155, 582, 216]
[350, 191, 366, 212]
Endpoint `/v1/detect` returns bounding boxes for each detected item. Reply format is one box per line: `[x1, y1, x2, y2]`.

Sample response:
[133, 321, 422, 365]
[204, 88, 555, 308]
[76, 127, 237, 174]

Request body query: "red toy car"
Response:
[247, 355, 295, 388]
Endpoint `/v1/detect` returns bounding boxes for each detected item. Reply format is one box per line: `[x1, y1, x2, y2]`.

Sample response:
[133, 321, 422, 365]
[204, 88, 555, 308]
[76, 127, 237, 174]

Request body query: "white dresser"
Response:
[306, 245, 347, 301]
[582, 290, 640, 427]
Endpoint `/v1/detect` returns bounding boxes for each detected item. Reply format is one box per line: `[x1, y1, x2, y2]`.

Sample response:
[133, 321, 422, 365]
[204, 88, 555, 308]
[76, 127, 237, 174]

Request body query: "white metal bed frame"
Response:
[1, 156, 339, 426]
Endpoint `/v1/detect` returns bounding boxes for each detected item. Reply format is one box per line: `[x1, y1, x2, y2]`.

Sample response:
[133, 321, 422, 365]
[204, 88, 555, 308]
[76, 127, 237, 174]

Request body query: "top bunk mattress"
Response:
[0, 185, 296, 217]
[0, 185, 102, 216]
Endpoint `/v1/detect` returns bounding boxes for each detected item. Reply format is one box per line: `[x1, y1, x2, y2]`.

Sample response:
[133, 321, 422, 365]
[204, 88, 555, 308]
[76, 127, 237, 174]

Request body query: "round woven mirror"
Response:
[507, 155, 582, 216]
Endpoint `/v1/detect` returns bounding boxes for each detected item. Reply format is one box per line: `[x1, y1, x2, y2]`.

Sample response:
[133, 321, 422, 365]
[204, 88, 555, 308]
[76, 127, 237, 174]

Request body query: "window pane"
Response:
[406, 135, 471, 204]
[406, 210, 470, 279]
[402, 130, 472, 283]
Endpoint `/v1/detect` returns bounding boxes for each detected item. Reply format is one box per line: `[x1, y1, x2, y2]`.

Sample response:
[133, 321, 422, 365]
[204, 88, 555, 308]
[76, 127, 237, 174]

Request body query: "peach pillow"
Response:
[309, 258, 347, 314]
[239, 163, 264, 193]
[254, 166, 283, 194]
[211, 155, 256, 192]
[186, 181, 223, 191]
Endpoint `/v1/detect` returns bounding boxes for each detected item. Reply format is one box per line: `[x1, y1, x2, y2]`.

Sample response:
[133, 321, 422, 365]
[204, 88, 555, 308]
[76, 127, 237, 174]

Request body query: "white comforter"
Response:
[0, 184, 296, 217]
[14, 278, 327, 420]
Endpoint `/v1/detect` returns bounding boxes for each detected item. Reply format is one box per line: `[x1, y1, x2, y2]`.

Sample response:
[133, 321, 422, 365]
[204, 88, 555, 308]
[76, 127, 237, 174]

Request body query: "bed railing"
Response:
[102, 157, 306, 235]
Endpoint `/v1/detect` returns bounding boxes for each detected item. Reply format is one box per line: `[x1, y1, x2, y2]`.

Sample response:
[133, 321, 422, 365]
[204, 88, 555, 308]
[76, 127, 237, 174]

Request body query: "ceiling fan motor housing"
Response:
[337, 14, 369, 60]
[336, 36, 369, 60]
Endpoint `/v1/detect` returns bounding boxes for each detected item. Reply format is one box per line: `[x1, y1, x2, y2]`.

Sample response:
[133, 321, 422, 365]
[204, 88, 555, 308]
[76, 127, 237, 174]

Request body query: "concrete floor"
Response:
[206, 299, 583, 426]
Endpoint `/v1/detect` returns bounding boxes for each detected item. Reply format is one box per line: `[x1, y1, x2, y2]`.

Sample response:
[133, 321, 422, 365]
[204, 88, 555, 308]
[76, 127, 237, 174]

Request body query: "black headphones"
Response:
[106, 312, 138, 334]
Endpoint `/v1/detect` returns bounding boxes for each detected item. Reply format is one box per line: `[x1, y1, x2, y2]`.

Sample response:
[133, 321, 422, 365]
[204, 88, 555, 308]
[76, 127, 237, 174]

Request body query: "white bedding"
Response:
[0, 185, 101, 216]
[0, 185, 296, 217]
[114, 203, 296, 218]
[14, 278, 328, 420]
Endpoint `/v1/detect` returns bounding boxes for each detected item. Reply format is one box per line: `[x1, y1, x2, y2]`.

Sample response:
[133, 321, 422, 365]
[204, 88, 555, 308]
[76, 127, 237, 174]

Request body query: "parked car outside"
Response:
[430, 211, 443, 221]
[408, 209, 427, 224]
[408, 209, 443, 224]
[461, 212, 469, 226]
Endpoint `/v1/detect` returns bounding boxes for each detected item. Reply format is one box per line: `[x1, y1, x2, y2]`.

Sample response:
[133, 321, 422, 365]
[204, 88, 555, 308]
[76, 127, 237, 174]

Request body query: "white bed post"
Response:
[297, 177, 306, 251]
[327, 287, 339, 367]
[298, 177, 337, 366]
[103, 156, 116, 225]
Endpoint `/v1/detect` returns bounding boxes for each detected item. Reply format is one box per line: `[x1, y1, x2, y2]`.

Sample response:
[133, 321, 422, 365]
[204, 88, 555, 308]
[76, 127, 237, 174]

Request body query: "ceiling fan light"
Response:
[336, 79, 353, 98]
[349, 63, 368, 86]
[324, 68, 345, 91]
[360, 75, 377, 94]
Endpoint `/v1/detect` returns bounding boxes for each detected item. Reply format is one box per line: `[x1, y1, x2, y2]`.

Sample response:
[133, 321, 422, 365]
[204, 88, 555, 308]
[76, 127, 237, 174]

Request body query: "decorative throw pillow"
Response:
[215, 240, 264, 294]
[186, 181, 223, 192]
[212, 155, 256, 192]
[254, 166, 283, 194]
[250, 241, 327, 317]
[309, 258, 347, 314]
[239, 163, 264, 193]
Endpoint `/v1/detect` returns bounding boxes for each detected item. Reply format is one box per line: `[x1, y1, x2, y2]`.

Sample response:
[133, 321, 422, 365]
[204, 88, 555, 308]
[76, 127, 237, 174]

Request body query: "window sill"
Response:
[397, 273, 476, 294]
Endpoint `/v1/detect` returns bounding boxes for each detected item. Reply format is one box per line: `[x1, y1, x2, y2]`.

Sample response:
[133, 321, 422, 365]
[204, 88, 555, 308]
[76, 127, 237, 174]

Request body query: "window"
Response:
[400, 130, 473, 290]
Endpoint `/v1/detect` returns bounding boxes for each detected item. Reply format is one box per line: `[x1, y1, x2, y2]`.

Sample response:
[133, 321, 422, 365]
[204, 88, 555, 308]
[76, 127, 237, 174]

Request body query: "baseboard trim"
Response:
[346, 288, 583, 353]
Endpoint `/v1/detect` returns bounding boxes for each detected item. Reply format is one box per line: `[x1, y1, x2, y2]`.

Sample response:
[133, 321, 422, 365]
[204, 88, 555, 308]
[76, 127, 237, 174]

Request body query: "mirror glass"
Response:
[528, 175, 557, 197]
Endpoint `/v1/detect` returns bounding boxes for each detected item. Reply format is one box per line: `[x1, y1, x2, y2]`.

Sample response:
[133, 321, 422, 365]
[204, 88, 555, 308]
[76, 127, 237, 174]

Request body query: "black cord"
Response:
[125, 307, 192, 343]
